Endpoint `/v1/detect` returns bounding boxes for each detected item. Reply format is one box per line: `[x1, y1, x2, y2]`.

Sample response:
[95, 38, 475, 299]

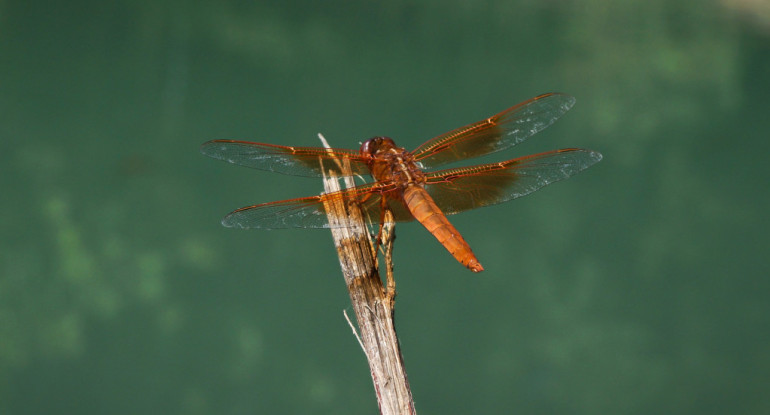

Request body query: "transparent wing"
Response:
[222, 195, 333, 229]
[200, 140, 370, 177]
[423, 148, 602, 215]
[412, 93, 576, 168]
[221, 183, 417, 229]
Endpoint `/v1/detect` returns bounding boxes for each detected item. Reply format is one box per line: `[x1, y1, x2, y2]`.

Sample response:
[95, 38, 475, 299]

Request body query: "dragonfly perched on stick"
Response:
[201, 93, 602, 272]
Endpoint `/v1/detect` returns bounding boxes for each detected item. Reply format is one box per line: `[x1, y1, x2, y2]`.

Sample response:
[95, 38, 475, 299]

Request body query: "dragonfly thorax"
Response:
[361, 136, 426, 188]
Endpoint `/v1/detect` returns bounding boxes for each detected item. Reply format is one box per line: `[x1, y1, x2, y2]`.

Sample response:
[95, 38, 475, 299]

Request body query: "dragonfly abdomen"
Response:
[402, 185, 483, 272]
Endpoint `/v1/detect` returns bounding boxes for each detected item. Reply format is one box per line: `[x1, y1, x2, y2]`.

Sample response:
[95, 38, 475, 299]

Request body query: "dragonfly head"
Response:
[360, 136, 397, 159]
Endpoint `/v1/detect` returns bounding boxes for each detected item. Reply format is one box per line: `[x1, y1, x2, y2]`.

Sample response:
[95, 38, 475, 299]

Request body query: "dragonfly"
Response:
[201, 93, 602, 272]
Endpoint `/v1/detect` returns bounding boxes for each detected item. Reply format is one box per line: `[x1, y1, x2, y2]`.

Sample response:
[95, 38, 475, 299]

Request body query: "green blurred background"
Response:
[2, 0, 769, 413]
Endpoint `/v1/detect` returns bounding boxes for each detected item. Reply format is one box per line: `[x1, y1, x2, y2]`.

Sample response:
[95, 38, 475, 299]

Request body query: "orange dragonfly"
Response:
[201, 93, 602, 272]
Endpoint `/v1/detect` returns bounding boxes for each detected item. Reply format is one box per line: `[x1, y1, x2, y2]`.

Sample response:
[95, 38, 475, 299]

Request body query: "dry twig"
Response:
[318, 134, 415, 415]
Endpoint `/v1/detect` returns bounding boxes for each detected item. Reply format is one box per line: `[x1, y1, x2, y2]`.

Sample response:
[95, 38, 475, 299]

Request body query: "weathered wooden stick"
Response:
[318, 134, 415, 415]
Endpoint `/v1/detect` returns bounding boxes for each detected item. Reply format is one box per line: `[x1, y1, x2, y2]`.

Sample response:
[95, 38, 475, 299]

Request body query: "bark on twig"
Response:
[319, 134, 415, 415]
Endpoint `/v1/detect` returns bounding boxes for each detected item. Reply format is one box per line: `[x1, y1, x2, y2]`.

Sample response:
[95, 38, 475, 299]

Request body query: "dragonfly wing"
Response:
[201, 140, 370, 177]
[424, 148, 602, 215]
[412, 93, 576, 168]
[222, 196, 332, 229]
[221, 183, 415, 229]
